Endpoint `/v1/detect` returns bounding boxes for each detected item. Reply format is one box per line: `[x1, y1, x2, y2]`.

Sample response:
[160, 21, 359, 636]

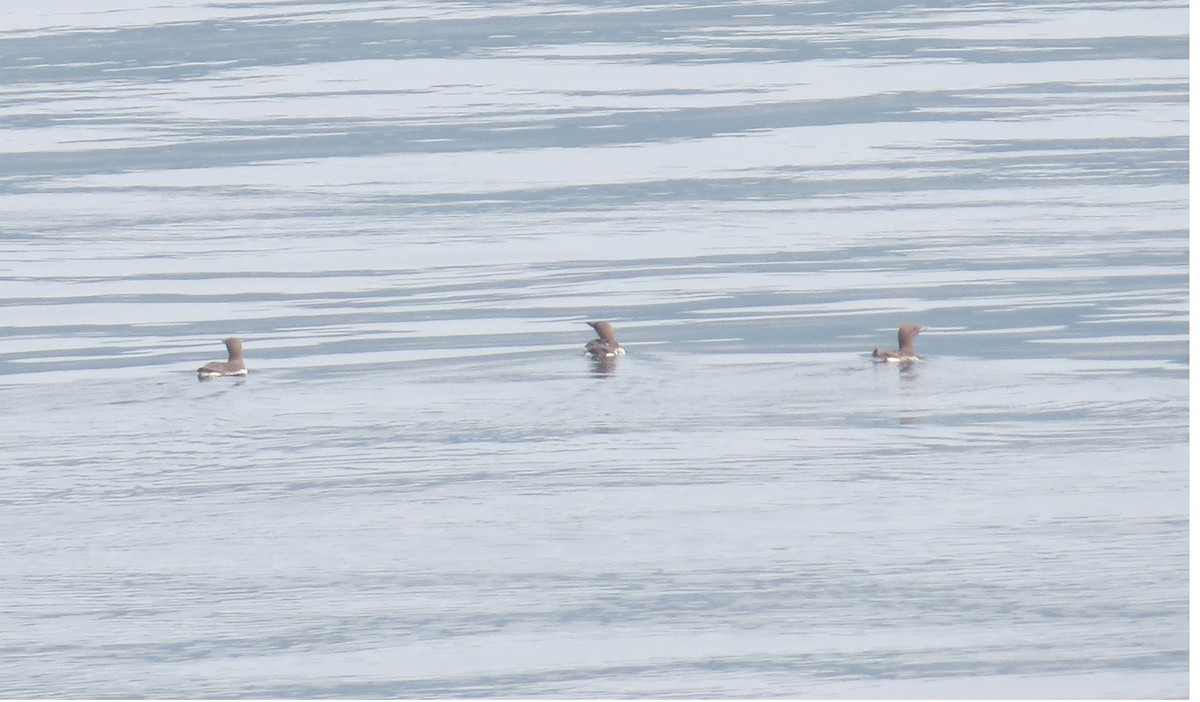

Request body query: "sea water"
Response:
[0, 1, 1187, 697]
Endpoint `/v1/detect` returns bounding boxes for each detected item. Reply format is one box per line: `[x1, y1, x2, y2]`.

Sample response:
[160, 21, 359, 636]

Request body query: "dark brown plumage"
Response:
[197, 337, 247, 378]
[584, 321, 625, 359]
[872, 324, 923, 362]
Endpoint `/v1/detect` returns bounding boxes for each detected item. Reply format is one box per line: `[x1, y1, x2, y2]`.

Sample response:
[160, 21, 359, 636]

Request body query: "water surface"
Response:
[0, 1, 1188, 698]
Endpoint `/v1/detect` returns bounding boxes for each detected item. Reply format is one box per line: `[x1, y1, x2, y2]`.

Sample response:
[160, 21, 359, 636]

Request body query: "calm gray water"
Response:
[0, 1, 1188, 698]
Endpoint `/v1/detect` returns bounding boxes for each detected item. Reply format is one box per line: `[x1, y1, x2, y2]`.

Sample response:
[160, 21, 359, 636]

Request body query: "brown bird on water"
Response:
[584, 321, 625, 359]
[872, 324, 923, 363]
[197, 337, 248, 378]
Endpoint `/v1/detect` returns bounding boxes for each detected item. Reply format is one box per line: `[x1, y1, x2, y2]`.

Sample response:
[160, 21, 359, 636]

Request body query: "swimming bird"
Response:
[584, 321, 625, 359]
[197, 337, 247, 378]
[872, 324, 923, 363]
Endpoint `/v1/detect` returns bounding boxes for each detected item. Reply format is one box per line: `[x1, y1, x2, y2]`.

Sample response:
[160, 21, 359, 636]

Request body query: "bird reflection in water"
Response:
[583, 321, 624, 377]
[589, 355, 618, 377]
